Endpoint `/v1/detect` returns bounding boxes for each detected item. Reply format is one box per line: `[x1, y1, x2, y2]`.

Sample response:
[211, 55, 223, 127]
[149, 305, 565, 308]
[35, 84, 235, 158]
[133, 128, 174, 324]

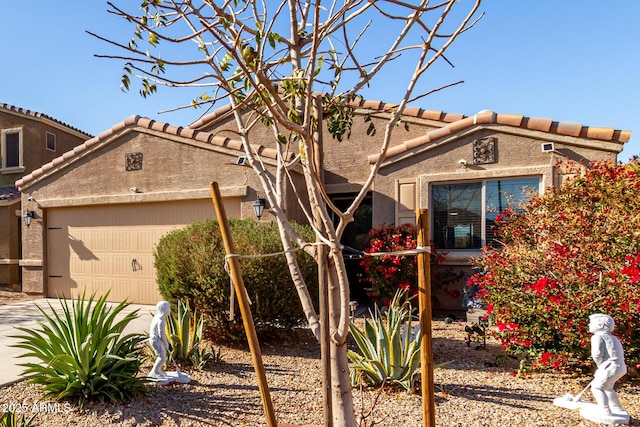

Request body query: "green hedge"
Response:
[154, 219, 318, 342]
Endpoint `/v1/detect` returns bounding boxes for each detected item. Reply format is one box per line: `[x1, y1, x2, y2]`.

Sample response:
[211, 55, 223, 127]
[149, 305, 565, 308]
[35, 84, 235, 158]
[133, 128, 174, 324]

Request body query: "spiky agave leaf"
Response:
[348, 289, 422, 391]
[11, 292, 147, 408]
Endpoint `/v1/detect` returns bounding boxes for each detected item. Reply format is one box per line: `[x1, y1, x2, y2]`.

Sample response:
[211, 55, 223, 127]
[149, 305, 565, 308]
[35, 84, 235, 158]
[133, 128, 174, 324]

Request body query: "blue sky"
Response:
[1, 1, 639, 160]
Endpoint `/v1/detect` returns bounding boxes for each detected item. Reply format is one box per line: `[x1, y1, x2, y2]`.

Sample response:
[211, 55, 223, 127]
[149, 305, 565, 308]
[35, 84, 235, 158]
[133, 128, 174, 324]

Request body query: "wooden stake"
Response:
[417, 209, 435, 427]
[313, 95, 333, 427]
[209, 182, 277, 427]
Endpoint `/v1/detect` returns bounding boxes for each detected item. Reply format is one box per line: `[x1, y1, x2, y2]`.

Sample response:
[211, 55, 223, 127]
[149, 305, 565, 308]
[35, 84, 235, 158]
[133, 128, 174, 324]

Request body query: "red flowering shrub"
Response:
[468, 159, 640, 372]
[359, 223, 458, 303]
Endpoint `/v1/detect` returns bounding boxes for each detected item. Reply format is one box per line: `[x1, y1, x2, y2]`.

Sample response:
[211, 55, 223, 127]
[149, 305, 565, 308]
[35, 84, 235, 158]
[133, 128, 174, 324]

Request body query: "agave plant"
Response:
[348, 290, 421, 391]
[11, 293, 147, 408]
[0, 411, 36, 427]
[166, 300, 216, 369]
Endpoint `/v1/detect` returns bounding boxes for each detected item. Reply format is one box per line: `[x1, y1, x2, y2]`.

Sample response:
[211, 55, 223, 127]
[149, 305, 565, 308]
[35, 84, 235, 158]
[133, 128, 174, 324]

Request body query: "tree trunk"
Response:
[328, 260, 357, 426]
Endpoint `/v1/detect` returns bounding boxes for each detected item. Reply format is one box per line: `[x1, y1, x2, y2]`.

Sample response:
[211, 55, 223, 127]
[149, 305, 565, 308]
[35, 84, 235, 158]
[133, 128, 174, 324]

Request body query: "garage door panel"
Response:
[91, 279, 111, 298]
[111, 230, 134, 252]
[137, 279, 161, 303]
[70, 255, 92, 275]
[47, 198, 239, 304]
[110, 255, 133, 276]
[91, 255, 113, 275]
[109, 280, 130, 302]
[87, 231, 106, 251]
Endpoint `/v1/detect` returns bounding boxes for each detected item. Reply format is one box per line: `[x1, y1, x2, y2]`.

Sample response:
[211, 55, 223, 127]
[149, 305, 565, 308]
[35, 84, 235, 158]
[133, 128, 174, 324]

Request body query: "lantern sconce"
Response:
[252, 197, 267, 220]
[23, 210, 36, 228]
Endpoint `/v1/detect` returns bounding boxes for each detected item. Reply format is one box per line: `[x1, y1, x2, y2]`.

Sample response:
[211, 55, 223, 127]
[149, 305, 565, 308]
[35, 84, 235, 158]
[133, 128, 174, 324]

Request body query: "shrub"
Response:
[468, 159, 640, 372]
[12, 293, 147, 408]
[359, 223, 461, 304]
[348, 290, 421, 391]
[155, 219, 318, 342]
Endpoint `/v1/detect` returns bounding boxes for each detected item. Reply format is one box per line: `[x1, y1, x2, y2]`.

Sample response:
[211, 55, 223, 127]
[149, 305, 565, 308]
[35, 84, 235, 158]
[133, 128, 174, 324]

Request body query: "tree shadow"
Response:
[435, 382, 550, 410]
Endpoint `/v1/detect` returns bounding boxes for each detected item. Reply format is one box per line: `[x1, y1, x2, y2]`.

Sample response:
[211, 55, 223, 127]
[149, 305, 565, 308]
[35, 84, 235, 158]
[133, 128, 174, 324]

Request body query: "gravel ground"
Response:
[0, 289, 40, 305]
[0, 290, 638, 426]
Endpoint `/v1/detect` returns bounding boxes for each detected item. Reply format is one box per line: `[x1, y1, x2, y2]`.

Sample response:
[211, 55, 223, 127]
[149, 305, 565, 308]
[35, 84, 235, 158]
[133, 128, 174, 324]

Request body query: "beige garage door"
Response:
[47, 198, 240, 304]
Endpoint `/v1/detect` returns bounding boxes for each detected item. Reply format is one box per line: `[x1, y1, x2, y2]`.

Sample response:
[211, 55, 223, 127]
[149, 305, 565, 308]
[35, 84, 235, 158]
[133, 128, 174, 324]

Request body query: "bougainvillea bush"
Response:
[359, 223, 461, 303]
[468, 159, 640, 372]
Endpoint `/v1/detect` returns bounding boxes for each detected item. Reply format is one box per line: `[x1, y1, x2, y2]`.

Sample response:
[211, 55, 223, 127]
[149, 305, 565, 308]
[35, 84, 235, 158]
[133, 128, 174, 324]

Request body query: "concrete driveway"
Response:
[0, 299, 157, 386]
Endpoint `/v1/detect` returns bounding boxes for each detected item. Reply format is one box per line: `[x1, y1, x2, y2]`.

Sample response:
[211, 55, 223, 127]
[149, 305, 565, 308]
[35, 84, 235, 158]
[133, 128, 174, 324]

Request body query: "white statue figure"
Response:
[149, 301, 171, 379]
[148, 301, 191, 385]
[579, 313, 629, 425]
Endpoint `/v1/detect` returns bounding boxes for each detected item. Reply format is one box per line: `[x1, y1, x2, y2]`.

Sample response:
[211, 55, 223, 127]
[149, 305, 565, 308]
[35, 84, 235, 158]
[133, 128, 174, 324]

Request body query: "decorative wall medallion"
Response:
[125, 152, 143, 171]
[473, 137, 496, 165]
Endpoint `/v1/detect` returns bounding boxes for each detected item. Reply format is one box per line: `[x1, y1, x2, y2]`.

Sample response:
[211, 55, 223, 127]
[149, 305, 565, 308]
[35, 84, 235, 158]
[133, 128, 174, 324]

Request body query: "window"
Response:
[433, 177, 539, 249]
[1, 128, 23, 171]
[46, 132, 56, 151]
[329, 193, 373, 250]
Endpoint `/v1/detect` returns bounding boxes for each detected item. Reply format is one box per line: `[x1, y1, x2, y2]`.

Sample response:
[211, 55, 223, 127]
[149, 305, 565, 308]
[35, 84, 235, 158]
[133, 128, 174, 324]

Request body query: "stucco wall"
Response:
[194, 108, 443, 192]
[0, 204, 20, 285]
[0, 111, 88, 187]
[22, 130, 304, 210]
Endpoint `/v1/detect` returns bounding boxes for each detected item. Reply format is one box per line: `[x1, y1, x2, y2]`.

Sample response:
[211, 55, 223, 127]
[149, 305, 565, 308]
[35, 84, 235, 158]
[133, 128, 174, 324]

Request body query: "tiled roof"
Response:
[0, 186, 20, 201]
[187, 100, 632, 158]
[364, 107, 632, 164]
[0, 103, 93, 138]
[16, 115, 281, 190]
[188, 104, 233, 129]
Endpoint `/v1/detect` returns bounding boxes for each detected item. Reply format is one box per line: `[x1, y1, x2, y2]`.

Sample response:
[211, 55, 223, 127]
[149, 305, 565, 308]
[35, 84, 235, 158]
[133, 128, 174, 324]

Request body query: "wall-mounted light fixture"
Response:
[458, 158, 468, 168]
[23, 210, 36, 228]
[252, 197, 267, 220]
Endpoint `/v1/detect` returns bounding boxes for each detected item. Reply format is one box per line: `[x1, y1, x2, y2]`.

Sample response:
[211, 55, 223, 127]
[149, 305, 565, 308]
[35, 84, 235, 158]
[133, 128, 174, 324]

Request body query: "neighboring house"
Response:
[17, 100, 631, 311]
[0, 103, 91, 288]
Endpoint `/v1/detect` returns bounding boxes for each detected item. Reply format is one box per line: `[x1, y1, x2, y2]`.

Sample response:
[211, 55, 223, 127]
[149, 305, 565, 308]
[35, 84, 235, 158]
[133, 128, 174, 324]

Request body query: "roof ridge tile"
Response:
[0, 102, 93, 137]
[16, 115, 271, 190]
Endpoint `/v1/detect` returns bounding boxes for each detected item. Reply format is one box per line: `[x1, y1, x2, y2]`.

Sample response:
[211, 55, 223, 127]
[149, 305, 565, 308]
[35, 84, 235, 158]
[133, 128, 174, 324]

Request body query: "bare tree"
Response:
[92, 1, 481, 425]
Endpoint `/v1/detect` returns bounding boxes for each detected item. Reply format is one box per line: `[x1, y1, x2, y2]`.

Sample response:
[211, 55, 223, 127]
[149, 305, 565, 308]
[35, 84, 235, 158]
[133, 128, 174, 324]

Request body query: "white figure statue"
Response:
[147, 301, 191, 385]
[579, 313, 629, 425]
[149, 301, 171, 379]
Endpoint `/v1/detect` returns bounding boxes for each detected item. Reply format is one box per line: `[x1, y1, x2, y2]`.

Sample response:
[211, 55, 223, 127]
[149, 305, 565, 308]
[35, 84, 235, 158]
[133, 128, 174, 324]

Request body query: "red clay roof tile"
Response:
[425, 126, 452, 141]
[615, 130, 632, 143]
[474, 110, 495, 124]
[403, 106, 422, 117]
[553, 121, 583, 137]
[523, 117, 553, 132]
[496, 113, 524, 127]
[447, 116, 476, 134]
[441, 112, 465, 122]
[585, 127, 615, 141]
[420, 110, 443, 121]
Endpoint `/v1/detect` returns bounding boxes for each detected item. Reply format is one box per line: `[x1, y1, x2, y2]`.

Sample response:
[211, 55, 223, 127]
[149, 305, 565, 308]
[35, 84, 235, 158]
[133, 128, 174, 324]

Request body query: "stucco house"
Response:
[1, 103, 91, 288]
[16, 115, 305, 304]
[16, 100, 630, 309]
[189, 101, 631, 310]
